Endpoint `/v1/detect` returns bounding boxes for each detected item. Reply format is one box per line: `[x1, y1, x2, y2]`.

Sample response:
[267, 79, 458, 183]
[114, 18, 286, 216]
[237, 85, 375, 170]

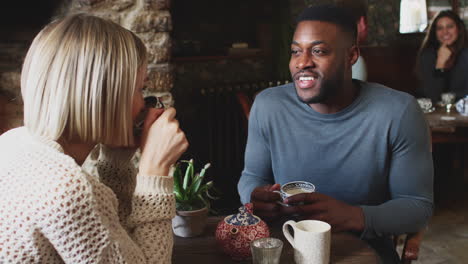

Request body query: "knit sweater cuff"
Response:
[100, 145, 137, 164]
[135, 173, 173, 195]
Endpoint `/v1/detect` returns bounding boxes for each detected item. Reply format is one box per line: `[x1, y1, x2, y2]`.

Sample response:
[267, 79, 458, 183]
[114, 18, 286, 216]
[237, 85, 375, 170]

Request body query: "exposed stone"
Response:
[143, 91, 174, 107]
[0, 72, 21, 99]
[0, 94, 23, 134]
[0, 0, 176, 133]
[93, 11, 122, 24]
[144, 0, 171, 10]
[128, 10, 172, 33]
[0, 43, 28, 71]
[139, 32, 171, 64]
[69, 0, 122, 23]
[0, 97, 22, 116]
[0, 116, 23, 134]
[78, 0, 105, 6]
[146, 63, 173, 92]
[69, 1, 127, 20]
[111, 0, 135, 11]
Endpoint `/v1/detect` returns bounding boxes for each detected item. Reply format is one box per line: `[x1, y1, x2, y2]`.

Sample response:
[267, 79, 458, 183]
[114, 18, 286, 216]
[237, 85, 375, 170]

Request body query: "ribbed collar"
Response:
[24, 127, 65, 153]
[294, 80, 365, 120]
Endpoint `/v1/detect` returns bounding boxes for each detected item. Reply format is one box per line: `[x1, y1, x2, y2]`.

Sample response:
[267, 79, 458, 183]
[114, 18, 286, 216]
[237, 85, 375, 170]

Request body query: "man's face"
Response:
[289, 21, 356, 104]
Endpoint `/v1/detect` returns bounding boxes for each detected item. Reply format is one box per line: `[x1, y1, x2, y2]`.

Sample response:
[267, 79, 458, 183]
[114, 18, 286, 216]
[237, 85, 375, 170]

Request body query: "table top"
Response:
[425, 106, 468, 129]
[172, 216, 380, 264]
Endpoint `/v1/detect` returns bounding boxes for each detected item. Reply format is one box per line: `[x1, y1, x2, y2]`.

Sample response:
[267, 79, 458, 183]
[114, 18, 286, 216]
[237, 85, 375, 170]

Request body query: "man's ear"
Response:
[349, 45, 359, 66]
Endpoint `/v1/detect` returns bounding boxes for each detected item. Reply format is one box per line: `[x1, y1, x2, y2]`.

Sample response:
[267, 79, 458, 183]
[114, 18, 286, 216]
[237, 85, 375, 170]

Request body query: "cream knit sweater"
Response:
[0, 127, 175, 263]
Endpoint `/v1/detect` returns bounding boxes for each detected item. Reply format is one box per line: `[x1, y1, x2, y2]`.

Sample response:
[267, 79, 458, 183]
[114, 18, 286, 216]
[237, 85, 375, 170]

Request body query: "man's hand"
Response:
[281, 192, 365, 233]
[251, 184, 282, 221]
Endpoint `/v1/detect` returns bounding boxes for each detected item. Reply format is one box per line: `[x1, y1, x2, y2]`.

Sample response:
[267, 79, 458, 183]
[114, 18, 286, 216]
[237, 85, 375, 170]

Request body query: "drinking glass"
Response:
[250, 237, 283, 264]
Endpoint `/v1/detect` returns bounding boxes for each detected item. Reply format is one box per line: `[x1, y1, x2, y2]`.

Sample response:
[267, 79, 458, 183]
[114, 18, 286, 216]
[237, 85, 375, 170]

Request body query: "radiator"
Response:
[180, 80, 289, 214]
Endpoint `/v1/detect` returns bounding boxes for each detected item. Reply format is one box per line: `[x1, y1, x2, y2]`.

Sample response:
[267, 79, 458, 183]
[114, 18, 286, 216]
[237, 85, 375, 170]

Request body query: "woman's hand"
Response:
[436, 44, 452, 69]
[138, 107, 189, 176]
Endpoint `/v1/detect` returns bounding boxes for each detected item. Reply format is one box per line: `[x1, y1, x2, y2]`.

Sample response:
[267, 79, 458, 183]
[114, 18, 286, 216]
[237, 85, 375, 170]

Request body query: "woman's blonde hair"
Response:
[21, 13, 147, 146]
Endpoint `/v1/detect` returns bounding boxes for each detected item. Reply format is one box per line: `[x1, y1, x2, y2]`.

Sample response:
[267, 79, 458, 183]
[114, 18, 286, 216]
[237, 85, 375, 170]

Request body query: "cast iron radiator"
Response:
[177, 80, 289, 214]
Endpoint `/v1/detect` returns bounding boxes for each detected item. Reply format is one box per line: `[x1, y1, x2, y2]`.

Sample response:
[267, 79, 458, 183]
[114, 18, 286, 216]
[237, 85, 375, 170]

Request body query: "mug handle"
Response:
[282, 220, 296, 248]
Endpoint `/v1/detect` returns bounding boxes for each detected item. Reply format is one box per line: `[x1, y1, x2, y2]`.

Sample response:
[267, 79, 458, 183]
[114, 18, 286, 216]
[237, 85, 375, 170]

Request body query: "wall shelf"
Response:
[173, 53, 265, 63]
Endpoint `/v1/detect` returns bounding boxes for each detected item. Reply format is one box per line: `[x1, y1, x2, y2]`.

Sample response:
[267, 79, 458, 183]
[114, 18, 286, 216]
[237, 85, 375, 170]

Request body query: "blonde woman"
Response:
[0, 14, 188, 263]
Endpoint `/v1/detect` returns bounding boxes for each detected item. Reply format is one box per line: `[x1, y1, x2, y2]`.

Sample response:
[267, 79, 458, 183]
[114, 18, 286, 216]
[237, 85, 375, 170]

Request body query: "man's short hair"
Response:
[333, 0, 368, 22]
[307, 0, 368, 22]
[21, 14, 147, 146]
[296, 4, 357, 43]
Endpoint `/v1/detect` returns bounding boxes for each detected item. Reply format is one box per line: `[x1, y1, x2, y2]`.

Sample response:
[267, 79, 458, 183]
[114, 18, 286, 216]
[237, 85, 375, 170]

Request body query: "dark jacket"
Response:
[417, 47, 468, 102]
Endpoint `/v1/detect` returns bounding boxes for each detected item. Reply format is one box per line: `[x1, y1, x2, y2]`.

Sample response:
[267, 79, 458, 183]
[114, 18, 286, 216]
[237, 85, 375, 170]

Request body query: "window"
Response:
[460, 0, 468, 25]
[399, 0, 428, 33]
[399, 0, 468, 34]
[427, 0, 453, 18]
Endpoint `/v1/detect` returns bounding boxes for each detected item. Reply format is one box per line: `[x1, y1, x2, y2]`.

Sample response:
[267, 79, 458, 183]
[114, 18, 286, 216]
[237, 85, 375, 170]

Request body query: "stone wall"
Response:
[0, 72, 22, 134]
[68, 0, 174, 105]
[0, 0, 174, 133]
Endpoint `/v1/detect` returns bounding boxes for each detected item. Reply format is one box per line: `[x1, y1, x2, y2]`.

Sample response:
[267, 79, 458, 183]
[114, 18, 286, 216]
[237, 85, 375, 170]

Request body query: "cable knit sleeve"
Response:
[82, 144, 175, 263]
[36, 166, 144, 263]
[127, 173, 175, 263]
[0, 128, 176, 263]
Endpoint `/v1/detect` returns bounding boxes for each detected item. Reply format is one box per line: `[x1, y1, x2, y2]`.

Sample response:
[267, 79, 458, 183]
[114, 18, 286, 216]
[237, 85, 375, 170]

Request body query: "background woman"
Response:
[417, 10, 468, 102]
[0, 14, 188, 263]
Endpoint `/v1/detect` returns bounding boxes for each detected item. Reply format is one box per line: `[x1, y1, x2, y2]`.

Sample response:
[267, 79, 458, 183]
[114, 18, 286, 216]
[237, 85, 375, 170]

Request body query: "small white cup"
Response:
[417, 98, 433, 113]
[441, 92, 456, 105]
[283, 220, 331, 264]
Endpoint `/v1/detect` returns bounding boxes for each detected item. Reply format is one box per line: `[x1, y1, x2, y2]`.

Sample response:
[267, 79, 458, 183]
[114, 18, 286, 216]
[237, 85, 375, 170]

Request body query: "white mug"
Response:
[283, 220, 331, 264]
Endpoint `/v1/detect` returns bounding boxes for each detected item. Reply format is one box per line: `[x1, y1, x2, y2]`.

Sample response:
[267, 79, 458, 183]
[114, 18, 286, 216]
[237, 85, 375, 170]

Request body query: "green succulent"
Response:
[172, 159, 218, 211]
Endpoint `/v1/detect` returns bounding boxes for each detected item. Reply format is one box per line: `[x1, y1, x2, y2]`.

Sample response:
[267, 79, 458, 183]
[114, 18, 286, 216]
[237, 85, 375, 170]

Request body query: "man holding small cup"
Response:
[237, 4, 433, 264]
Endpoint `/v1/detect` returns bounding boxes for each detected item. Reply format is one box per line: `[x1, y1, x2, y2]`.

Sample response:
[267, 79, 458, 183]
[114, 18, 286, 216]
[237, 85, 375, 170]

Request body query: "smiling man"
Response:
[237, 5, 433, 263]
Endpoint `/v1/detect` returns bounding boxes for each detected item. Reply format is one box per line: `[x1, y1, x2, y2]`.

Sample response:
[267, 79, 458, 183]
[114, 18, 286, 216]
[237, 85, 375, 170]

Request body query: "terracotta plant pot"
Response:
[172, 206, 209, 237]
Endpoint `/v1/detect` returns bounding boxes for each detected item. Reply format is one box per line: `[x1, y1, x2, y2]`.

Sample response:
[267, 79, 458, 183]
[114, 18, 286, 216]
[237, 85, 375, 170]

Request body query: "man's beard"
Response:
[296, 66, 344, 105]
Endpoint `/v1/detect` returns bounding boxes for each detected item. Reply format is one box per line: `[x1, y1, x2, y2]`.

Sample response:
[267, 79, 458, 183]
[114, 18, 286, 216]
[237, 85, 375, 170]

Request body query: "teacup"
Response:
[441, 92, 456, 105]
[417, 98, 433, 113]
[273, 181, 315, 205]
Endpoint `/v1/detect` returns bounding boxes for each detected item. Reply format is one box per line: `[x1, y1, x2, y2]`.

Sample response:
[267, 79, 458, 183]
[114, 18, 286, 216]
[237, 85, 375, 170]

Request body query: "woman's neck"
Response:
[58, 138, 96, 166]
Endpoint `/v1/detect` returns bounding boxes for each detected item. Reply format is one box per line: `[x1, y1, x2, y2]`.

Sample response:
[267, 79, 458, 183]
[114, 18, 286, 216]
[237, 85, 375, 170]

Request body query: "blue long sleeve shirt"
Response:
[238, 81, 433, 240]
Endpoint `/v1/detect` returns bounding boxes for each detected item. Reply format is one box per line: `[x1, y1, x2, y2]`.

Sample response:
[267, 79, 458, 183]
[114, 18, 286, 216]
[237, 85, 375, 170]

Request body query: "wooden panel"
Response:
[360, 45, 420, 96]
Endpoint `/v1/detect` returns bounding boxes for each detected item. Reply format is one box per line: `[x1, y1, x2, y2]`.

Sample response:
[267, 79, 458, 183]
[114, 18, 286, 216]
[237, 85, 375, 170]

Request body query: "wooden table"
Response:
[173, 217, 380, 264]
[425, 106, 468, 129]
[425, 107, 468, 143]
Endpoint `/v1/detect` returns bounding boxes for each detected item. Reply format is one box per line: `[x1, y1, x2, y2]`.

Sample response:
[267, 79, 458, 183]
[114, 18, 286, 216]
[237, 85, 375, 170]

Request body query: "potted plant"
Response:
[172, 159, 217, 237]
